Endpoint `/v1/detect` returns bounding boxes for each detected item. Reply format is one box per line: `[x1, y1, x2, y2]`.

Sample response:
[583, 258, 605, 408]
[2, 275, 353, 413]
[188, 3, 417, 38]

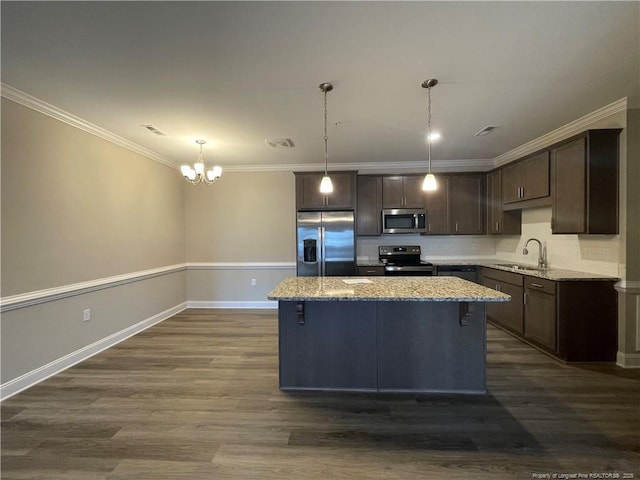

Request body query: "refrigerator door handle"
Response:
[319, 226, 325, 276]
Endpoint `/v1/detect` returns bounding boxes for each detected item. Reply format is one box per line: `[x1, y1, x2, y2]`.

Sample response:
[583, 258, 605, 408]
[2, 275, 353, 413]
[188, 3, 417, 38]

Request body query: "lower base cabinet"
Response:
[523, 277, 557, 351]
[480, 267, 617, 362]
[480, 269, 524, 335]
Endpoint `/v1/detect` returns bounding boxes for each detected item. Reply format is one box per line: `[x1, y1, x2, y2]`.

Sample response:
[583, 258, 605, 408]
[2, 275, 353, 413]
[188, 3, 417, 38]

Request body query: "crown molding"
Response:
[223, 159, 494, 174]
[1, 83, 176, 169]
[493, 97, 628, 167]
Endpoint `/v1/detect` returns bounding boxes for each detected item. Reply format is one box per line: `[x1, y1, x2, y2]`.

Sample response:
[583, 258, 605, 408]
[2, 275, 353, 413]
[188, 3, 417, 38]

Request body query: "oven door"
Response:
[385, 265, 435, 276]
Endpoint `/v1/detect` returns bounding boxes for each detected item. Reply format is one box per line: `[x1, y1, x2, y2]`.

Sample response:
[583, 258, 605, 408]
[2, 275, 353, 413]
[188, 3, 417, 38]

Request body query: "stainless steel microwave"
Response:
[382, 208, 427, 234]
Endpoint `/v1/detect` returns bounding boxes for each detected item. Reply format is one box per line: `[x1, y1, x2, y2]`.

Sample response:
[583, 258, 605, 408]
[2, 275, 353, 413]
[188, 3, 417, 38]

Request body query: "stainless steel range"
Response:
[378, 245, 435, 276]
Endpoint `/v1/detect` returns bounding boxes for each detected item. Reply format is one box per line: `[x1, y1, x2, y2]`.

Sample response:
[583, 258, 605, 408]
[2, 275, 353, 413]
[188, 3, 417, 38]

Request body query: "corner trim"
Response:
[1, 83, 176, 169]
[0, 264, 187, 313]
[0, 302, 188, 401]
[187, 300, 278, 309]
[616, 351, 640, 369]
[493, 97, 628, 167]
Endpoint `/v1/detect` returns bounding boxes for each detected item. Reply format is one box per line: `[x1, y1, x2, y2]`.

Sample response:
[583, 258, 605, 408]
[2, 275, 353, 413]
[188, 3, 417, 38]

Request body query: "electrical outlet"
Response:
[83, 309, 91, 322]
[251, 278, 257, 286]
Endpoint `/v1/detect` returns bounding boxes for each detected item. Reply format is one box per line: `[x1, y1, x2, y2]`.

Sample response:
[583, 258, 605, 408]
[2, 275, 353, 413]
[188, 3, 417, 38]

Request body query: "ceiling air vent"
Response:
[140, 124, 167, 136]
[265, 138, 295, 148]
[474, 125, 498, 137]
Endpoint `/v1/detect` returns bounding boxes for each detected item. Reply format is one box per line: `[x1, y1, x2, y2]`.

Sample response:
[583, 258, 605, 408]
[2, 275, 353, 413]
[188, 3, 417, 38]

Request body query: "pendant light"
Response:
[180, 140, 223, 185]
[422, 78, 439, 191]
[319, 82, 334, 194]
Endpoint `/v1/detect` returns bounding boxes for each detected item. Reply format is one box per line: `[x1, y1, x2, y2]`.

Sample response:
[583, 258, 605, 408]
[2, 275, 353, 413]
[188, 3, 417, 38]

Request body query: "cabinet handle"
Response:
[495, 221, 499, 232]
[523, 292, 527, 305]
[495, 283, 500, 292]
[530, 283, 544, 288]
[365, 270, 377, 274]
[521, 186, 525, 198]
[455, 222, 459, 233]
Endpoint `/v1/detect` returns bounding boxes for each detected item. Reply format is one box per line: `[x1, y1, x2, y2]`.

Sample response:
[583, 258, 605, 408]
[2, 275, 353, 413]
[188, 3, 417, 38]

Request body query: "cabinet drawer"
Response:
[525, 277, 556, 295]
[480, 267, 524, 287]
[357, 266, 385, 276]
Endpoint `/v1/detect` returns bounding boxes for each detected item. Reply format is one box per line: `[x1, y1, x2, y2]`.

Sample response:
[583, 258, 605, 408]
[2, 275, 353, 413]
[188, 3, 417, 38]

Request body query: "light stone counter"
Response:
[268, 276, 510, 302]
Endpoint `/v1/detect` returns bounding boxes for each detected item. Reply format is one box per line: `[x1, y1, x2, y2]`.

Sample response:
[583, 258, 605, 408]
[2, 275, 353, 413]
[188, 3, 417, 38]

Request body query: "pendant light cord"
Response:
[323, 89, 329, 176]
[427, 85, 432, 174]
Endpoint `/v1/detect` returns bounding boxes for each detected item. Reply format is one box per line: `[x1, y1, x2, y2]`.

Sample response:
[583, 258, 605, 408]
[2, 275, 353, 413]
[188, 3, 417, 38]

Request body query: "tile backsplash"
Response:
[358, 206, 621, 277]
[494, 207, 620, 277]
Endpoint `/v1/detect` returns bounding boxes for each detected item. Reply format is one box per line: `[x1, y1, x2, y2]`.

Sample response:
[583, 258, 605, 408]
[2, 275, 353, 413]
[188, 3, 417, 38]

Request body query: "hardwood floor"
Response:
[2, 308, 638, 479]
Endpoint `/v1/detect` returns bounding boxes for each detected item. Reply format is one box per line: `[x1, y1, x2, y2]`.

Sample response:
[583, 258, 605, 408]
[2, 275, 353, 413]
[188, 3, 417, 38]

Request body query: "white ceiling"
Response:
[2, 1, 638, 171]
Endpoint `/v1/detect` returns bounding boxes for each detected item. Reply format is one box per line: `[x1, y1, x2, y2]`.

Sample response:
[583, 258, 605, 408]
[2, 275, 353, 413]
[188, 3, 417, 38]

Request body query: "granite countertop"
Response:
[268, 276, 511, 302]
[357, 258, 618, 281]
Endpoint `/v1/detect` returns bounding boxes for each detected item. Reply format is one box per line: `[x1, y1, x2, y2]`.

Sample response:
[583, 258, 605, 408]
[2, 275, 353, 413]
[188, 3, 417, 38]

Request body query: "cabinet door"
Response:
[502, 163, 523, 203]
[451, 175, 484, 234]
[424, 176, 451, 234]
[296, 172, 356, 210]
[382, 176, 404, 208]
[326, 172, 356, 209]
[524, 283, 557, 351]
[487, 170, 502, 234]
[480, 275, 503, 324]
[356, 176, 382, 236]
[278, 301, 377, 390]
[522, 152, 550, 200]
[552, 138, 586, 234]
[499, 282, 524, 334]
[296, 173, 326, 209]
[402, 175, 425, 208]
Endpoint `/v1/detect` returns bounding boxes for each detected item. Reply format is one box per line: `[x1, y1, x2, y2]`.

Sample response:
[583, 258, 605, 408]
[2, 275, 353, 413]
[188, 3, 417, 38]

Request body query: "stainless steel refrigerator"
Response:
[296, 211, 355, 276]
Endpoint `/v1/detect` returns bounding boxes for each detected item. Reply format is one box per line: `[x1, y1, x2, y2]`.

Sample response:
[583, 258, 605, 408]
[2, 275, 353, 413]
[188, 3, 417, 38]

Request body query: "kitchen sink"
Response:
[493, 263, 543, 272]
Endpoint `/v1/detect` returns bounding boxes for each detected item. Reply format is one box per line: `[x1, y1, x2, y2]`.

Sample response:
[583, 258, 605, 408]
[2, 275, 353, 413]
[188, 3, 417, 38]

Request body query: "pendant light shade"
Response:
[422, 78, 439, 192]
[319, 82, 334, 194]
[422, 173, 437, 191]
[319, 175, 334, 193]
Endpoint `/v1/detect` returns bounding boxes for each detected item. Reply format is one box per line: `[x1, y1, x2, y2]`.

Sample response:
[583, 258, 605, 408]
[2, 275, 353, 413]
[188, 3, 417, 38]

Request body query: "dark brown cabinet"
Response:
[424, 176, 450, 234]
[382, 175, 424, 208]
[523, 277, 557, 351]
[356, 265, 385, 276]
[423, 174, 484, 235]
[356, 176, 382, 236]
[451, 175, 485, 234]
[551, 129, 621, 234]
[295, 171, 356, 210]
[487, 169, 521, 235]
[480, 268, 524, 335]
[502, 151, 550, 204]
[481, 267, 617, 362]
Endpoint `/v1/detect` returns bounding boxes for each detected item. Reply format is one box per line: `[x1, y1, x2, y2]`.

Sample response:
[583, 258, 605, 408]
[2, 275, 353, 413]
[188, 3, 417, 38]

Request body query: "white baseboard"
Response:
[616, 351, 640, 368]
[187, 300, 278, 309]
[0, 302, 187, 401]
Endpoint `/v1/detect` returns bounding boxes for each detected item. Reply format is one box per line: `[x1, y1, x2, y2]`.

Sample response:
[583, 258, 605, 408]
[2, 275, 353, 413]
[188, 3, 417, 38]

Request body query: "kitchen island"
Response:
[268, 276, 510, 394]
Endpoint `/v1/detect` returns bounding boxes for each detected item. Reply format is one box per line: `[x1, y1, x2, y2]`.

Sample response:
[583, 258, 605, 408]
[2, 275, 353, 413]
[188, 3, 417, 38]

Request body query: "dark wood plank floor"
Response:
[2, 308, 639, 479]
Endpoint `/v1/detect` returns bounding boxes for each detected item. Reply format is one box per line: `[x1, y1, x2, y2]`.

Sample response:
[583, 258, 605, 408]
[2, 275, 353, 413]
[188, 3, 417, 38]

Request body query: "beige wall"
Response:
[1, 99, 187, 387]
[185, 170, 296, 262]
[1, 99, 186, 296]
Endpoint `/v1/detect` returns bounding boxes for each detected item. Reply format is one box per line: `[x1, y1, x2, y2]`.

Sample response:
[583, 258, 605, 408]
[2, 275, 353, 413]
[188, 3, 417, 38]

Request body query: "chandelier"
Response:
[180, 139, 223, 185]
[421, 78, 439, 191]
[319, 82, 334, 194]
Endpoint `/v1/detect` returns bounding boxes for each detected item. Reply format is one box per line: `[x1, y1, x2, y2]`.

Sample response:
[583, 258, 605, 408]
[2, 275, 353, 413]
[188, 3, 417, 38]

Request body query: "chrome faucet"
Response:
[523, 238, 548, 270]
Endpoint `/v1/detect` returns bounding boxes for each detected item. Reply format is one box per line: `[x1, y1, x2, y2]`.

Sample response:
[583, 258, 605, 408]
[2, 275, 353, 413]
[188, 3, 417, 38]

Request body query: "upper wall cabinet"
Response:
[424, 174, 485, 235]
[551, 129, 621, 234]
[487, 169, 521, 235]
[502, 151, 550, 205]
[295, 171, 357, 211]
[382, 175, 424, 208]
[356, 175, 383, 236]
